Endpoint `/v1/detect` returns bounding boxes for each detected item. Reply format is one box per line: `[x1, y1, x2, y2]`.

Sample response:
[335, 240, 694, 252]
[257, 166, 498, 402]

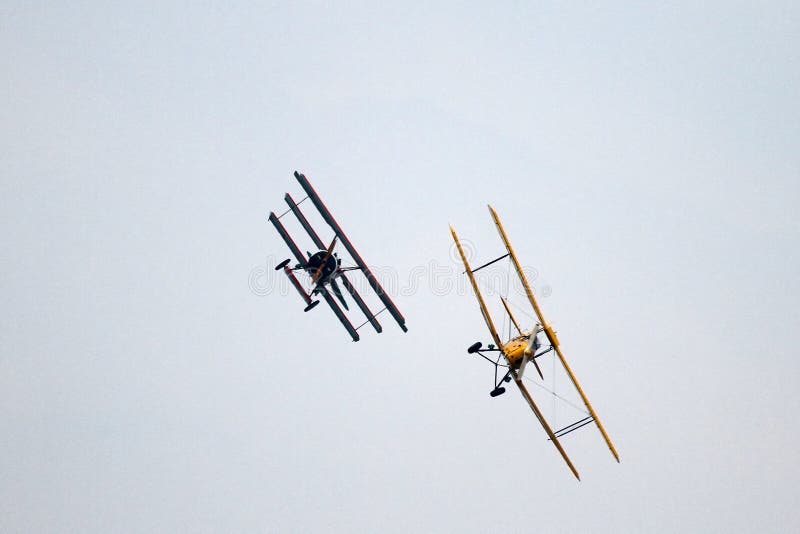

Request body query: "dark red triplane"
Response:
[269, 171, 408, 341]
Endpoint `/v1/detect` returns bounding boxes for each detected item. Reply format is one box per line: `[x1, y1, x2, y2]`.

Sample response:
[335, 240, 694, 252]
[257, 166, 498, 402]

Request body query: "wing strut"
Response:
[500, 296, 523, 336]
[488, 205, 620, 463]
[284, 193, 324, 249]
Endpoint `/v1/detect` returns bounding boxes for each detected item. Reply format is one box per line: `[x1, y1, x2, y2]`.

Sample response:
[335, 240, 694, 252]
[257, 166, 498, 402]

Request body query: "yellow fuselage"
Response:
[503, 335, 529, 366]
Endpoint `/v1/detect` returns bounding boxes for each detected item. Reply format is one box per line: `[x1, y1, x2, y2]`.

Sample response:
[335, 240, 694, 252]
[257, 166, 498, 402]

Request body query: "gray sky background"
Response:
[2, 2, 799, 532]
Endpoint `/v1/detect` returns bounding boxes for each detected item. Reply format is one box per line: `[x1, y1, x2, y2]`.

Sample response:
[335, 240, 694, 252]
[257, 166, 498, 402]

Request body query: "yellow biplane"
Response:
[450, 206, 619, 480]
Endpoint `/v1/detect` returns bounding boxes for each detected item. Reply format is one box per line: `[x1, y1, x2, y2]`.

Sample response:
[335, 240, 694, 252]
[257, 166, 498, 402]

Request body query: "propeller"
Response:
[312, 236, 338, 283]
[520, 325, 544, 380]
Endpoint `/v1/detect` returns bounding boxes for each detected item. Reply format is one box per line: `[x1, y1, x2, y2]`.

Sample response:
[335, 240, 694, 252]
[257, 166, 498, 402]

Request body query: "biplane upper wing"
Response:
[488, 205, 620, 463]
[268, 210, 360, 342]
[294, 171, 407, 333]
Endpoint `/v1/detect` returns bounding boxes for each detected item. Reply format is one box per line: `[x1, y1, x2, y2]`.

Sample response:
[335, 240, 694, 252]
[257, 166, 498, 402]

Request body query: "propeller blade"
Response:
[518, 351, 530, 378]
[523, 327, 544, 380]
[531, 356, 544, 380]
[312, 236, 338, 283]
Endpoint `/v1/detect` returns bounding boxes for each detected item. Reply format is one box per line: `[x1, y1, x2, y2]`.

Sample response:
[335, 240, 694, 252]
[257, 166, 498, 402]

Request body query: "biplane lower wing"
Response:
[294, 171, 407, 333]
[511, 370, 581, 480]
[449, 225, 504, 349]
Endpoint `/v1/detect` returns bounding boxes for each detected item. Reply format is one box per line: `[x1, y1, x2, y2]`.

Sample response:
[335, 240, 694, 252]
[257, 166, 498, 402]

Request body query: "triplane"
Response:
[450, 206, 619, 480]
[269, 171, 407, 341]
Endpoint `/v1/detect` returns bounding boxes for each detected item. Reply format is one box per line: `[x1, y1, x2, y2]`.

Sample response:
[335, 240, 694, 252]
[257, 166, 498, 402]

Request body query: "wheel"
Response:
[304, 300, 320, 312]
[467, 341, 482, 354]
[490, 387, 506, 397]
[275, 258, 291, 270]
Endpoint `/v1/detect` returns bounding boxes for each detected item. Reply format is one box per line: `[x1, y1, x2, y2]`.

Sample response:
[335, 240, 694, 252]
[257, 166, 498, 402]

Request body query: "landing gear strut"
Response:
[465, 341, 510, 398]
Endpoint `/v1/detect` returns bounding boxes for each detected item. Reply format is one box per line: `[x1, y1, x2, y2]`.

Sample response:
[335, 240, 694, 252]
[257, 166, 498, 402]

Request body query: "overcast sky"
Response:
[2, 2, 799, 532]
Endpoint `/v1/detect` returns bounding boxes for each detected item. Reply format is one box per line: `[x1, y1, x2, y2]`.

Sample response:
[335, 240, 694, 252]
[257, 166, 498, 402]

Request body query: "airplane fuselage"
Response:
[503, 334, 529, 366]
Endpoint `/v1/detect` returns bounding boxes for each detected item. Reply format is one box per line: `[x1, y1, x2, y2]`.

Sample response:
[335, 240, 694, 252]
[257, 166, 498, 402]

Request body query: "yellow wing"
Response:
[452, 221, 582, 480]
[511, 369, 581, 480]
[450, 225, 503, 350]
[488, 205, 620, 463]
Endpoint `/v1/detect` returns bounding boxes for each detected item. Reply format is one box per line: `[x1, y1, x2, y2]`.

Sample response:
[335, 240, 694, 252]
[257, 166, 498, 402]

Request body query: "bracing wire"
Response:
[505, 253, 511, 299]
[523, 372, 590, 417]
[507, 296, 538, 324]
[552, 347, 557, 427]
[476, 257, 539, 337]
[474, 258, 509, 338]
[505, 256, 513, 340]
